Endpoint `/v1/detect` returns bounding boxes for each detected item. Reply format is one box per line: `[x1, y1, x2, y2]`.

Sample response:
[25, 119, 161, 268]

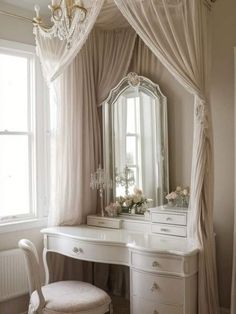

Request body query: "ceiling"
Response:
[0, 0, 50, 15]
[0, 0, 129, 29]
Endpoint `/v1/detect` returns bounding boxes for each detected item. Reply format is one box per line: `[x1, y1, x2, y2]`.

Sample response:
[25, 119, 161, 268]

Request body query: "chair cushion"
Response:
[30, 281, 111, 313]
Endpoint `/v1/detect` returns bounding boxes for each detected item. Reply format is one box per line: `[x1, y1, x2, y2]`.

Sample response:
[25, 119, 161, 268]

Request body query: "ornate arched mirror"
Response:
[102, 72, 169, 214]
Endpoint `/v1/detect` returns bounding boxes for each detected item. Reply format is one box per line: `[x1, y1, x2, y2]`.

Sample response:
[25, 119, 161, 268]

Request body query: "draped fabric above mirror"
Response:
[34, 1, 219, 313]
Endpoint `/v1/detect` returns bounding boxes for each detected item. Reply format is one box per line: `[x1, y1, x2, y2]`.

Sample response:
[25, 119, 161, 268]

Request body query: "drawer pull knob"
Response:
[152, 261, 159, 267]
[160, 228, 169, 232]
[151, 282, 159, 292]
[166, 217, 172, 221]
[153, 311, 158, 314]
[72, 247, 83, 254]
[98, 221, 105, 224]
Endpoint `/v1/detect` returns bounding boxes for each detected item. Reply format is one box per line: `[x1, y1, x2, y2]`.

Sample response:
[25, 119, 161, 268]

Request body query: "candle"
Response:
[34, 4, 40, 18]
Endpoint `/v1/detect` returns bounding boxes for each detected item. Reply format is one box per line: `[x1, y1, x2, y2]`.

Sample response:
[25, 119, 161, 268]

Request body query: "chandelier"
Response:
[33, 0, 87, 48]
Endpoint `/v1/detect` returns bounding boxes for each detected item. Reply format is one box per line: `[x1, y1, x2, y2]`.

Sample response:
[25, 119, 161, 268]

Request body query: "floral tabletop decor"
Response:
[105, 202, 121, 217]
[116, 187, 152, 215]
[165, 186, 190, 208]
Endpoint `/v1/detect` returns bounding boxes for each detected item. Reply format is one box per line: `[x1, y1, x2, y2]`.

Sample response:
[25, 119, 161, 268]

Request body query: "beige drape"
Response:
[49, 27, 136, 226]
[48, 27, 136, 297]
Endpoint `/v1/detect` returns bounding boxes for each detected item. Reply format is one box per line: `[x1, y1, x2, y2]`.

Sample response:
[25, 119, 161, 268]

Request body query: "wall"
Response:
[0, 3, 45, 314]
[0, 2, 34, 44]
[211, 0, 236, 310]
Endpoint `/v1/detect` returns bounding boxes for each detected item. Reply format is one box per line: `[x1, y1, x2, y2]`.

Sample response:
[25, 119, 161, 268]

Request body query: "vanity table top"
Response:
[41, 225, 199, 257]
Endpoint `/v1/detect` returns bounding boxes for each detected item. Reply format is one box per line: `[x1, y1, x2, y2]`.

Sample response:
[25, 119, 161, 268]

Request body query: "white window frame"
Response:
[0, 39, 49, 233]
[125, 94, 142, 190]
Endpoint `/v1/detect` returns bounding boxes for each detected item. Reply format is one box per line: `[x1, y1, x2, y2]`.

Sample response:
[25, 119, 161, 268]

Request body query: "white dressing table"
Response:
[42, 208, 198, 314]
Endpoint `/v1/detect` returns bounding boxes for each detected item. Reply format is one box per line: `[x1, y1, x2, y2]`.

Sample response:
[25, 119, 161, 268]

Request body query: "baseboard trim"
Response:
[221, 307, 230, 314]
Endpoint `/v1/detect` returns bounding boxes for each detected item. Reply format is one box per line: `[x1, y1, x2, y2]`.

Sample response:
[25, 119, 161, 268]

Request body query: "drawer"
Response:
[132, 296, 182, 314]
[131, 251, 183, 274]
[151, 223, 187, 237]
[46, 235, 129, 265]
[132, 269, 184, 304]
[87, 215, 121, 229]
[152, 212, 187, 226]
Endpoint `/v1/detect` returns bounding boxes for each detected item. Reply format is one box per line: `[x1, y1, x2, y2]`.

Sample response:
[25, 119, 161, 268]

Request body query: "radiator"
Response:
[0, 248, 29, 302]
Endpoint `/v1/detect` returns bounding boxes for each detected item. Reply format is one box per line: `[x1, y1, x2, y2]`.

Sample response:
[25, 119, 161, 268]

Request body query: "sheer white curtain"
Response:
[114, 0, 218, 313]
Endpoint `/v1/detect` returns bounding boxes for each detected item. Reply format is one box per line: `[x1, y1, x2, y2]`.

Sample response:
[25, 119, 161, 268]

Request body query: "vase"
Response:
[167, 200, 175, 207]
[121, 206, 130, 214]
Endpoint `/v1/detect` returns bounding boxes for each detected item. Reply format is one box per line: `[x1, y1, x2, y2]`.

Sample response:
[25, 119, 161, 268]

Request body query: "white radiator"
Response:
[0, 248, 29, 302]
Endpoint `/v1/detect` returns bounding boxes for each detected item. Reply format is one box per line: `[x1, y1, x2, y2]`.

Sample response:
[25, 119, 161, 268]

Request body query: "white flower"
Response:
[182, 189, 189, 196]
[166, 191, 178, 200]
[176, 186, 182, 192]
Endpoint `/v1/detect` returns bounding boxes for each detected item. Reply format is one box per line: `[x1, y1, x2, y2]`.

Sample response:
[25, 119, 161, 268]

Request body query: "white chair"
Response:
[19, 239, 112, 314]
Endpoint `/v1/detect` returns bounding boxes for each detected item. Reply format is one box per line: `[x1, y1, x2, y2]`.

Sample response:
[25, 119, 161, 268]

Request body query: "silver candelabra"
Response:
[90, 165, 112, 216]
[116, 166, 135, 196]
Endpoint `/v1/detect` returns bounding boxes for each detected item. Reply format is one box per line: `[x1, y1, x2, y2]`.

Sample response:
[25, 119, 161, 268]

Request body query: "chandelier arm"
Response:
[52, 6, 63, 22]
[72, 5, 87, 21]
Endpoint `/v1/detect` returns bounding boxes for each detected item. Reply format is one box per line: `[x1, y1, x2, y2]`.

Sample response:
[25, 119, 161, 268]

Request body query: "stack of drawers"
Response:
[130, 249, 197, 314]
[151, 207, 188, 237]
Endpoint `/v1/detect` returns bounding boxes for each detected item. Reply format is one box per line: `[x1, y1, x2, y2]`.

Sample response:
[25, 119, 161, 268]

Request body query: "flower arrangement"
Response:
[116, 187, 151, 215]
[105, 202, 121, 217]
[165, 186, 190, 208]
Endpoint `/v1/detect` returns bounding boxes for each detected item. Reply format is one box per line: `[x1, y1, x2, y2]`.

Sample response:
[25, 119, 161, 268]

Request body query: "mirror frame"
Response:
[102, 72, 169, 207]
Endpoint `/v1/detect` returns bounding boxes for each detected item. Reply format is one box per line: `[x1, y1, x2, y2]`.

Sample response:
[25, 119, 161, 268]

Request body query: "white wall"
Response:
[0, 2, 34, 44]
[211, 0, 236, 309]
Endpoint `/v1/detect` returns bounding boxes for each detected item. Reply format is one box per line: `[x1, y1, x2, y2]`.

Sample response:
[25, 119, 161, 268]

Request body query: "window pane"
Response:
[126, 136, 136, 165]
[0, 53, 28, 131]
[126, 98, 136, 133]
[0, 135, 30, 217]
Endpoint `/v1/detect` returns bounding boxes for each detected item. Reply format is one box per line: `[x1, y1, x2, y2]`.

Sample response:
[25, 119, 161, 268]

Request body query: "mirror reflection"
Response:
[103, 72, 169, 215]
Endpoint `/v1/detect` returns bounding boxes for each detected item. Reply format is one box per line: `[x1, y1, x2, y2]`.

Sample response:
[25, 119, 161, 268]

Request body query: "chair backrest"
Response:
[18, 239, 45, 310]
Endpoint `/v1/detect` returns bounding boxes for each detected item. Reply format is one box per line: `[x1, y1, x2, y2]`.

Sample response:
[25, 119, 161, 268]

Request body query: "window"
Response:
[126, 95, 141, 191]
[0, 39, 49, 225]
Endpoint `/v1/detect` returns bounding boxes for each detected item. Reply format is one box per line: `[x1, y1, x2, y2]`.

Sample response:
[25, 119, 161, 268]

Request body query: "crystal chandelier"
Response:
[33, 0, 87, 48]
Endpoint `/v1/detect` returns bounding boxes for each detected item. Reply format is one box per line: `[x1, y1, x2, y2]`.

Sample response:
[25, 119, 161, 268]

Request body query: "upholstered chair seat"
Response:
[19, 239, 112, 314]
[30, 280, 111, 314]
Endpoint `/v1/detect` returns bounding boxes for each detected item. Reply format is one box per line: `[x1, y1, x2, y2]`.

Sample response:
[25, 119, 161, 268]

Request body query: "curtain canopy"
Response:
[34, 1, 219, 313]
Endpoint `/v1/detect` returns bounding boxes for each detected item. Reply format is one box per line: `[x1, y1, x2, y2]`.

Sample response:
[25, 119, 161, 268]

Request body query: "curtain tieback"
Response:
[195, 96, 208, 129]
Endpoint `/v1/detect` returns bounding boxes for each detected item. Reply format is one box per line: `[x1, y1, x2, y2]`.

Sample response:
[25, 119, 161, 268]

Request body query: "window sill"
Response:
[0, 217, 48, 234]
